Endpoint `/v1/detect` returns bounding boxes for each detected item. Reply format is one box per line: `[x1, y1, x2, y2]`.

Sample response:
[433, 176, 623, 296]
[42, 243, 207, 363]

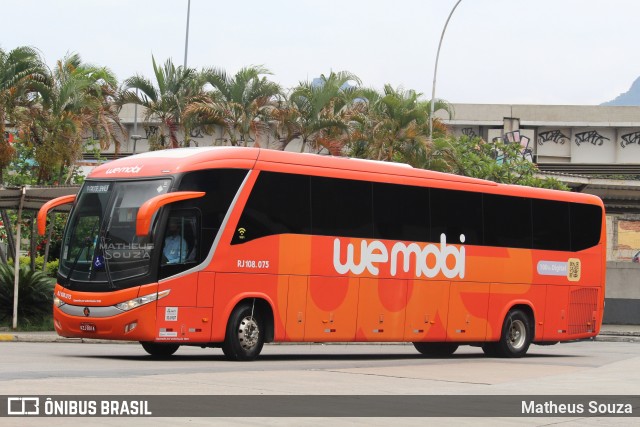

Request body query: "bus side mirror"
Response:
[136, 191, 205, 236]
[37, 195, 77, 236]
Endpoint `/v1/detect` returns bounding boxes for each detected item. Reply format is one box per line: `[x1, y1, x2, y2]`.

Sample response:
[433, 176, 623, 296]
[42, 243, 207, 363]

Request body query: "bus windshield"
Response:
[59, 179, 171, 289]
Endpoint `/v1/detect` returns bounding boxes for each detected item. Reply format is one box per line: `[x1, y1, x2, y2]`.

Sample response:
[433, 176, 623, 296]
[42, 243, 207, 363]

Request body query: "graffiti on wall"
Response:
[620, 131, 640, 148]
[505, 131, 533, 162]
[537, 130, 569, 146]
[461, 127, 477, 139]
[492, 131, 533, 162]
[144, 126, 158, 139]
[575, 131, 609, 146]
[189, 127, 204, 138]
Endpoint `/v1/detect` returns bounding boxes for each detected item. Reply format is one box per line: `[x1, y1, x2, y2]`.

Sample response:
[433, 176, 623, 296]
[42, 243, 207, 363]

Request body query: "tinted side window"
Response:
[233, 172, 311, 244]
[532, 199, 570, 251]
[430, 188, 483, 245]
[311, 176, 373, 238]
[373, 182, 429, 242]
[484, 194, 532, 249]
[570, 203, 602, 251]
[179, 169, 248, 250]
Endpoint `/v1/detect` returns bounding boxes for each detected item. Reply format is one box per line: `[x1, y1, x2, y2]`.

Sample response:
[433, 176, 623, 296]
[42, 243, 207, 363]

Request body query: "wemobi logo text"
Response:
[105, 165, 143, 174]
[333, 233, 466, 279]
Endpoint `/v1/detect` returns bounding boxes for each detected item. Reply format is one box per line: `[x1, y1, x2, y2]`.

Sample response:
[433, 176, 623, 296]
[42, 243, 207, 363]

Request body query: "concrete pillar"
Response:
[503, 117, 520, 134]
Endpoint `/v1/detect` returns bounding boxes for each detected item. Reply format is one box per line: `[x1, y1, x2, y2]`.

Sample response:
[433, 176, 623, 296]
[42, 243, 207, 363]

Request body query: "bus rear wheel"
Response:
[140, 342, 180, 357]
[483, 309, 532, 358]
[413, 342, 459, 357]
[222, 303, 264, 361]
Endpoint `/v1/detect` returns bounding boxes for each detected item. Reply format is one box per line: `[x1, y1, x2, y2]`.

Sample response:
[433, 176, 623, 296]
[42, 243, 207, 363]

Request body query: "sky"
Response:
[2, 0, 640, 105]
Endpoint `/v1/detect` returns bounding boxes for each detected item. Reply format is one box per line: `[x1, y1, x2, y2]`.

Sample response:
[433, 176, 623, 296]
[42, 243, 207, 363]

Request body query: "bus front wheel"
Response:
[413, 342, 459, 357]
[140, 342, 180, 357]
[222, 303, 265, 361]
[483, 309, 532, 358]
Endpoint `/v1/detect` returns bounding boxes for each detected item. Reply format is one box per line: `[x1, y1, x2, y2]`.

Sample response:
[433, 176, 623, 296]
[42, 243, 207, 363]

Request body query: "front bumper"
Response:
[53, 301, 157, 341]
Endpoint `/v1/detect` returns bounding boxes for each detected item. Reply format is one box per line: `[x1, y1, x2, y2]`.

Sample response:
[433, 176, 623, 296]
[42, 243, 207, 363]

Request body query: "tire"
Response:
[222, 303, 265, 361]
[140, 342, 180, 357]
[489, 309, 532, 358]
[413, 342, 459, 357]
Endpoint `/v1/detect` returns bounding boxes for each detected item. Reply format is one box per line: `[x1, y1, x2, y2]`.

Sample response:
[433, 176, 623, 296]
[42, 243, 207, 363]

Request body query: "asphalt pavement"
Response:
[0, 324, 638, 343]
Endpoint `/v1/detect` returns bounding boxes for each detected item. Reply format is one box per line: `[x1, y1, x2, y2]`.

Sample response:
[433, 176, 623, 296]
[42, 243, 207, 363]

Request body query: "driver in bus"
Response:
[163, 218, 188, 264]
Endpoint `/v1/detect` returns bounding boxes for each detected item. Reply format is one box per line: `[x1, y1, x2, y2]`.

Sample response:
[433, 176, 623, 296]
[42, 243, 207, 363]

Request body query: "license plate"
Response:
[80, 323, 96, 332]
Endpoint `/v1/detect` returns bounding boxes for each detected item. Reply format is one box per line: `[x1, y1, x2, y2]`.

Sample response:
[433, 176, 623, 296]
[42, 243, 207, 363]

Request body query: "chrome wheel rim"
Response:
[508, 319, 526, 350]
[238, 316, 259, 350]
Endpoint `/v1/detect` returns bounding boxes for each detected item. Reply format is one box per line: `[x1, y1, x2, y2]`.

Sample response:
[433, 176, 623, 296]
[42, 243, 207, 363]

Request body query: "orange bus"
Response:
[38, 147, 606, 360]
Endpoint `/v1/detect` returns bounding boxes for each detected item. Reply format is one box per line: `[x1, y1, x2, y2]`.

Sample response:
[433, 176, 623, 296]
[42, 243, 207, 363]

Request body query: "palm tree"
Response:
[20, 53, 124, 183]
[347, 85, 452, 167]
[121, 56, 201, 149]
[0, 46, 47, 183]
[185, 65, 282, 147]
[277, 71, 361, 154]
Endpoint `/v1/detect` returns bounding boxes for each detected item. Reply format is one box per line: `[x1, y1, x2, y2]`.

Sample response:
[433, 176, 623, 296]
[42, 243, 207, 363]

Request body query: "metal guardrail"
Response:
[538, 163, 640, 176]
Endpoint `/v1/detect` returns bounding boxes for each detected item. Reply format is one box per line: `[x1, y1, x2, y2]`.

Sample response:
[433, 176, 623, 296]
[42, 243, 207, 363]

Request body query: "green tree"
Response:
[121, 56, 201, 150]
[348, 85, 451, 166]
[429, 135, 567, 189]
[0, 46, 47, 183]
[19, 53, 123, 183]
[277, 71, 361, 154]
[351, 84, 449, 166]
[185, 65, 282, 147]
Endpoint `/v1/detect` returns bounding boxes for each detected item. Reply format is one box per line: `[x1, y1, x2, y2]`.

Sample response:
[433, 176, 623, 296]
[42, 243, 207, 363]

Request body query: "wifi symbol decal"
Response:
[237, 228, 246, 239]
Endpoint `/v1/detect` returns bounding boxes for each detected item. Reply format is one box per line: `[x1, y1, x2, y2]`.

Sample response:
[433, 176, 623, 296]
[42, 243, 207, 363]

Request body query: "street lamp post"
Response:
[184, 0, 191, 68]
[429, 0, 463, 138]
[131, 135, 143, 155]
[130, 88, 142, 155]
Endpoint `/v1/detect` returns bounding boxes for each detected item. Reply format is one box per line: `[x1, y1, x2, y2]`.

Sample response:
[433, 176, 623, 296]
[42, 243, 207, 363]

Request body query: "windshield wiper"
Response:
[97, 234, 116, 290]
[63, 219, 99, 288]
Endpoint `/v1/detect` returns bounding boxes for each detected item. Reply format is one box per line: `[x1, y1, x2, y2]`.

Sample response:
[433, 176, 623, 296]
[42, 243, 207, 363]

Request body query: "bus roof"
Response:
[89, 147, 490, 184]
[88, 147, 603, 207]
[89, 147, 259, 178]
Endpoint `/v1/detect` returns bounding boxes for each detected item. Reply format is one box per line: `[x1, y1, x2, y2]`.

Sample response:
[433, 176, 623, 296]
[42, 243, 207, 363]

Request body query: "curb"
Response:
[0, 333, 130, 344]
[594, 335, 640, 343]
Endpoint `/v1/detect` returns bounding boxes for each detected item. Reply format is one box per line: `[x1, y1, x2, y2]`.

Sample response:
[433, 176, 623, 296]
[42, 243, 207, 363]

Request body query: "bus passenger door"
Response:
[154, 210, 212, 343]
[404, 280, 449, 341]
[447, 281, 490, 341]
[304, 276, 358, 341]
[356, 278, 407, 341]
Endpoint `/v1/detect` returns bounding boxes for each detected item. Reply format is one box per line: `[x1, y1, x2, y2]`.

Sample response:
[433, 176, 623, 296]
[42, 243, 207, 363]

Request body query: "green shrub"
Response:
[45, 260, 59, 278]
[0, 263, 54, 326]
[18, 256, 59, 278]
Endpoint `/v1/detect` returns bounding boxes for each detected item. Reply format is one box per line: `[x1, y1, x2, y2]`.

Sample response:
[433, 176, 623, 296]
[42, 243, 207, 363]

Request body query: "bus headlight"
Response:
[53, 295, 66, 308]
[115, 290, 170, 312]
